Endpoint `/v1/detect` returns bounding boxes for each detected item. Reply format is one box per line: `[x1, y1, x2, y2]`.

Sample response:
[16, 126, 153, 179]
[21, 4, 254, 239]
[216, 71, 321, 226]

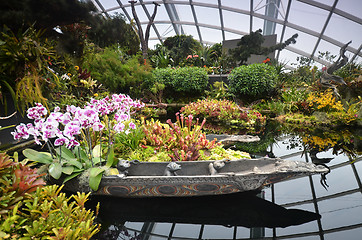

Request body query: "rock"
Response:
[206, 134, 260, 147]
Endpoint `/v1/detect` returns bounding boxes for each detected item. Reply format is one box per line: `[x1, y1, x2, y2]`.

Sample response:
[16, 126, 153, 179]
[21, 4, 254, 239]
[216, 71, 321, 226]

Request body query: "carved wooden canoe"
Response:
[63, 158, 328, 198]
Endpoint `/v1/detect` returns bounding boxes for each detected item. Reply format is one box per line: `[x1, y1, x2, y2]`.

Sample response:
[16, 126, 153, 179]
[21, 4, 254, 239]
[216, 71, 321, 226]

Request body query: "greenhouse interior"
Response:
[0, 0, 361, 239]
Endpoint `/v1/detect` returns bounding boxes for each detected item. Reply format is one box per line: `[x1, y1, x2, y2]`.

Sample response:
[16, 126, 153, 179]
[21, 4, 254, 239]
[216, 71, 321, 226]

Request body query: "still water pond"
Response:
[89, 125, 362, 240]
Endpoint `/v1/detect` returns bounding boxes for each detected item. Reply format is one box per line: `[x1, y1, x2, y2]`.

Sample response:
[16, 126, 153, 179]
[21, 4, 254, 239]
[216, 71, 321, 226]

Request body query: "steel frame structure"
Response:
[91, 0, 361, 66]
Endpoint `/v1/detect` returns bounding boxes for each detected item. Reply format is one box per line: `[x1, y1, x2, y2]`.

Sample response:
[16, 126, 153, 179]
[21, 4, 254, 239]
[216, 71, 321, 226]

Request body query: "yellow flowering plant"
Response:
[307, 89, 344, 112]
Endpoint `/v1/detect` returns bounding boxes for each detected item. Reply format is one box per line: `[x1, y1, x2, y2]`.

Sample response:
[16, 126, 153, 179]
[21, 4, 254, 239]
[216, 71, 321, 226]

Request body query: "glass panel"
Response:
[273, 177, 313, 205]
[152, 4, 171, 21]
[324, 14, 362, 49]
[282, 27, 318, 55]
[235, 226, 250, 238]
[151, 223, 173, 235]
[355, 160, 362, 178]
[326, 229, 362, 240]
[252, 16, 265, 32]
[288, 0, 329, 33]
[222, 9, 250, 34]
[224, 32, 243, 42]
[98, 0, 119, 10]
[312, 0, 335, 6]
[278, 49, 308, 67]
[316, 39, 343, 61]
[276, 204, 320, 236]
[336, 0, 361, 19]
[172, 224, 202, 238]
[181, 25, 201, 41]
[174, 4, 194, 22]
[319, 192, 362, 229]
[124, 221, 145, 230]
[202, 225, 234, 239]
[199, 26, 223, 45]
[312, 163, 359, 198]
[194, 6, 220, 26]
[154, 24, 176, 39]
[354, 55, 362, 64]
[222, 0, 250, 11]
[193, 0, 218, 5]
[253, 0, 286, 18]
[124, 5, 148, 22]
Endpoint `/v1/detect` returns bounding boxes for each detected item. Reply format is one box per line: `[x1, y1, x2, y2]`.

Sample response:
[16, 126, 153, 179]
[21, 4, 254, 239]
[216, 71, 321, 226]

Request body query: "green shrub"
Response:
[83, 47, 152, 96]
[150, 67, 208, 100]
[172, 67, 208, 94]
[228, 63, 277, 100]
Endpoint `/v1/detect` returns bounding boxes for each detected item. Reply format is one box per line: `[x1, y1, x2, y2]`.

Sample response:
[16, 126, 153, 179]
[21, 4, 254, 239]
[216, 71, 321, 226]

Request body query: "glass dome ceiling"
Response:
[91, 0, 361, 67]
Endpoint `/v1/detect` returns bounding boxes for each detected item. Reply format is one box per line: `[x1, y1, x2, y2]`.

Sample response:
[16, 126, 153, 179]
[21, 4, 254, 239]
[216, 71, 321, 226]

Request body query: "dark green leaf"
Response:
[66, 159, 83, 169]
[89, 167, 105, 191]
[62, 166, 74, 175]
[106, 146, 115, 167]
[49, 162, 62, 179]
[63, 172, 82, 183]
[23, 148, 53, 164]
[56, 146, 76, 160]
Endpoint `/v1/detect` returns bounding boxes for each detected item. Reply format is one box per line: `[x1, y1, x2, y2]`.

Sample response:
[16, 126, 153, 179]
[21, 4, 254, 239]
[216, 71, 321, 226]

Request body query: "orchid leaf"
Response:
[23, 148, 53, 164]
[56, 146, 76, 160]
[66, 159, 83, 169]
[106, 146, 115, 167]
[92, 157, 105, 165]
[92, 144, 102, 158]
[62, 166, 74, 175]
[74, 146, 88, 161]
[63, 172, 82, 183]
[89, 167, 105, 191]
[49, 162, 62, 179]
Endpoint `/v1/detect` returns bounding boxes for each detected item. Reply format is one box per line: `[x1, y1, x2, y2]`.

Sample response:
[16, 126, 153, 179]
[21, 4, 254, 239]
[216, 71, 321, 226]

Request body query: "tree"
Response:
[87, 14, 140, 55]
[0, 0, 96, 34]
[129, 1, 160, 61]
[163, 35, 202, 66]
[229, 29, 298, 65]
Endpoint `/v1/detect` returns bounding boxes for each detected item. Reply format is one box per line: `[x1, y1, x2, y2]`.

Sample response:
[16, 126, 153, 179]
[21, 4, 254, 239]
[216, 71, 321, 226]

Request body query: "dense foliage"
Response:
[150, 67, 209, 101]
[123, 114, 250, 162]
[87, 14, 140, 54]
[163, 35, 202, 66]
[0, 153, 99, 239]
[0, 0, 95, 33]
[83, 47, 152, 97]
[181, 98, 266, 129]
[228, 63, 278, 101]
[0, 26, 58, 112]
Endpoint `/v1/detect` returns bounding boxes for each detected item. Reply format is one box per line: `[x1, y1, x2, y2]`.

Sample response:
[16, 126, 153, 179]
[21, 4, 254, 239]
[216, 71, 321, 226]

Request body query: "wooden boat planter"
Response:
[64, 158, 328, 198]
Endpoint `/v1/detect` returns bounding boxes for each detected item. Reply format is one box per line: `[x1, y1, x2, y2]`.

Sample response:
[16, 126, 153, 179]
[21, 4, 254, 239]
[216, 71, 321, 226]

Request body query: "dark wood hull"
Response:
[64, 158, 328, 198]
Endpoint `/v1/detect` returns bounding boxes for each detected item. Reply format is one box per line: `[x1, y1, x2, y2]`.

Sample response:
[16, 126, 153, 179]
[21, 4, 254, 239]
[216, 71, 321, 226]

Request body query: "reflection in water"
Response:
[89, 190, 320, 239]
[88, 124, 362, 239]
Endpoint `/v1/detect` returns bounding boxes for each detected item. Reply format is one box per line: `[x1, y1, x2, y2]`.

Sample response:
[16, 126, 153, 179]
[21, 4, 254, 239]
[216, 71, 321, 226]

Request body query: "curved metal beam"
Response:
[91, 0, 110, 17]
[162, 0, 183, 35]
[143, 19, 361, 57]
[276, 0, 292, 60]
[189, 0, 203, 44]
[116, 0, 132, 22]
[218, 0, 225, 41]
[309, 0, 339, 62]
[297, 0, 362, 25]
[98, 0, 362, 60]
